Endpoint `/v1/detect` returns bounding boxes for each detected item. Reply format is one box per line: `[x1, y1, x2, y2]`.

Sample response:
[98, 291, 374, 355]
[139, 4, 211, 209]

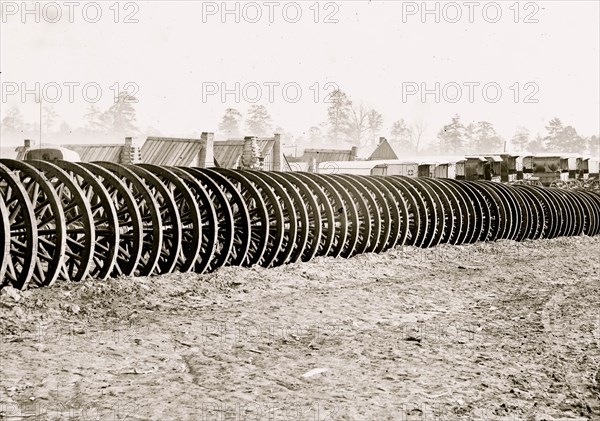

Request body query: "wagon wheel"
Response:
[366, 176, 403, 251]
[417, 178, 456, 245]
[492, 183, 526, 242]
[466, 181, 504, 242]
[241, 170, 297, 266]
[334, 174, 382, 254]
[197, 169, 251, 267]
[26, 160, 95, 282]
[0, 196, 9, 282]
[172, 167, 223, 273]
[346, 175, 391, 253]
[438, 179, 472, 245]
[573, 191, 596, 236]
[53, 160, 119, 280]
[545, 188, 573, 237]
[234, 170, 287, 268]
[473, 181, 514, 241]
[90, 163, 162, 276]
[320, 175, 364, 257]
[138, 164, 203, 273]
[378, 177, 422, 247]
[123, 165, 182, 275]
[205, 169, 267, 267]
[513, 186, 544, 240]
[79, 163, 143, 277]
[527, 186, 559, 239]
[577, 191, 600, 236]
[311, 175, 354, 258]
[506, 185, 533, 242]
[560, 190, 583, 237]
[394, 177, 441, 248]
[445, 179, 485, 244]
[373, 177, 410, 248]
[0, 163, 37, 290]
[256, 171, 309, 265]
[285, 172, 335, 259]
[0, 159, 66, 287]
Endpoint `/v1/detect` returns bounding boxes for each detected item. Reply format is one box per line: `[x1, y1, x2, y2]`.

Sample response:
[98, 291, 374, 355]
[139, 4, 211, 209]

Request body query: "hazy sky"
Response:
[1, 0, 599, 145]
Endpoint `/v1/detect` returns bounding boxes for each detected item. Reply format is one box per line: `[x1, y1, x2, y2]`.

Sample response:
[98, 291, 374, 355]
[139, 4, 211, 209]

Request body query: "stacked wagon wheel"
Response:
[0, 161, 599, 291]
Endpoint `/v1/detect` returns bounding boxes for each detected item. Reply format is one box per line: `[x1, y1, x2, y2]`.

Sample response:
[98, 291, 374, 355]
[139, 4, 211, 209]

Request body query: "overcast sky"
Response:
[1, 0, 599, 145]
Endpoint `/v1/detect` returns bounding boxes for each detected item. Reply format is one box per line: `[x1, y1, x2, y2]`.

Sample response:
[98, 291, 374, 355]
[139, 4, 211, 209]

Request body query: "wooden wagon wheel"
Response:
[0, 195, 9, 283]
[123, 164, 182, 275]
[372, 176, 410, 248]
[0, 159, 66, 287]
[472, 181, 513, 241]
[0, 163, 37, 290]
[343, 175, 391, 254]
[27, 160, 95, 282]
[577, 191, 600, 236]
[285, 172, 335, 259]
[365, 176, 402, 251]
[377, 177, 422, 247]
[196, 169, 251, 267]
[241, 170, 298, 267]
[319, 174, 361, 258]
[512, 186, 544, 240]
[254, 171, 309, 265]
[557, 190, 585, 237]
[527, 186, 560, 239]
[332, 175, 381, 254]
[205, 169, 267, 267]
[138, 164, 203, 273]
[445, 179, 485, 244]
[171, 167, 223, 274]
[491, 183, 526, 242]
[232, 169, 286, 268]
[437, 179, 472, 245]
[79, 163, 142, 277]
[89, 163, 162, 276]
[53, 160, 119, 280]
[551, 189, 580, 237]
[395, 177, 442, 248]
[465, 182, 504, 242]
[416, 178, 456, 245]
[545, 188, 573, 238]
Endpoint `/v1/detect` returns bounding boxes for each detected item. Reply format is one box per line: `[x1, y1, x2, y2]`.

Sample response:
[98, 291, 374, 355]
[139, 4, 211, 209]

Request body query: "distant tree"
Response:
[324, 89, 353, 146]
[347, 103, 370, 147]
[307, 126, 323, 144]
[218, 108, 243, 138]
[1, 106, 25, 134]
[42, 106, 59, 133]
[411, 118, 427, 154]
[463, 122, 476, 153]
[589, 135, 600, 158]
[543, 118, 586, 153]
[557, 125, 585, 153]
[437, 114, 465, 154]
[275, 125, 293, 145]
[245, 105, 272, 137]
[528, 133, 545, 153]
[472, 121, 504, 153]
[511, 127, 530, 152]
[58, 121, 72, 136]
[83, 105, 106, 132]
[390, 119, 413, 150]
[543, 117, 563, 150]
[367, 109, 384, 145]
[102, 91, 138, 136]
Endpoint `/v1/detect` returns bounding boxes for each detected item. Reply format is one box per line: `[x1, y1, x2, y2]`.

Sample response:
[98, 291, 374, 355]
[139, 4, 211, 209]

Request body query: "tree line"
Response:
[1, 88, 598, 158]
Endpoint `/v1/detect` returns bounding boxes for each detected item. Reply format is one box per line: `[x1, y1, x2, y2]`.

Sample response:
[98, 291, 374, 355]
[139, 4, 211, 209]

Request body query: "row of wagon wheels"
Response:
[1, 159, 599, 290]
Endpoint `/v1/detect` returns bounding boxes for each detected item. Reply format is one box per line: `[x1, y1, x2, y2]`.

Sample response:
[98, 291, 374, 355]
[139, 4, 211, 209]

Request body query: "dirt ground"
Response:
[1, 237, 599, 421]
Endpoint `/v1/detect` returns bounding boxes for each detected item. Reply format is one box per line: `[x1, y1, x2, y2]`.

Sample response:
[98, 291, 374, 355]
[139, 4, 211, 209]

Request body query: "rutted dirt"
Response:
[1, 237, 599, 420]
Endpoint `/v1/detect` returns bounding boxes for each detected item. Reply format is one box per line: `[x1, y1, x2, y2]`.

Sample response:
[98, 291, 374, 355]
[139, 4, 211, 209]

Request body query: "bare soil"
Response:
[1, 237, 599, 421]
